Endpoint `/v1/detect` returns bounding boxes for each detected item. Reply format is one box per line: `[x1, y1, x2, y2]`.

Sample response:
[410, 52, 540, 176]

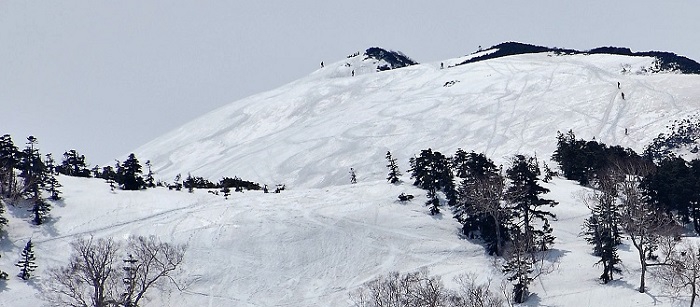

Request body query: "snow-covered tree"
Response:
[117, 153, 145, 190]
[56, 149, 91, 177]
[583, 168, 622, 284]
[506, 155, 557, 253]
[385, 151, 401, 184]
[16, 239, 38, 280]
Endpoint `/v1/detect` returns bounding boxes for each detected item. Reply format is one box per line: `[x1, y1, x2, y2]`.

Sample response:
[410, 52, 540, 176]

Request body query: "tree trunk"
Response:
[691, 281, 696, 307]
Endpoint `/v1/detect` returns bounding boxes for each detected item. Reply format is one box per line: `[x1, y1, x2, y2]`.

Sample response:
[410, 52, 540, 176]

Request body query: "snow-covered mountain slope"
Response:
[1, 175, 692, 306]
[135, 48, 700, 188]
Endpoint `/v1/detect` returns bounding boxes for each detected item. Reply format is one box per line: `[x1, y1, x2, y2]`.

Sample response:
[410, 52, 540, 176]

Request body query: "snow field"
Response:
[0, 175, 694, 306]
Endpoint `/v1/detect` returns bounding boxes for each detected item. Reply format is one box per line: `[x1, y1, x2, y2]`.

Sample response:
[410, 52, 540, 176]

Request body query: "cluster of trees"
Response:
[43, 235, 186, 307]
[394, 132, 700, 304]
[0, 134, 59, 225]
[350, 270, 505, 307]
[553, 130, 700, 298]
[400, 148, 557, 303]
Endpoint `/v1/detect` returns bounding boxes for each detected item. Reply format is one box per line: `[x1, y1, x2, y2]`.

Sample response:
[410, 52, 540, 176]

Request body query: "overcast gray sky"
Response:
[2, 1, 698, 165]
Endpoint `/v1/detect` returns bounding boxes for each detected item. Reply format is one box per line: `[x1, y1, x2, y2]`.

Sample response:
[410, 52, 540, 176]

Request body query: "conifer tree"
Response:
[502, 232, 534, 304]
[16, 239, 38, 280]
[506, 155, 557, 253]
[184, 173, 195, 193]
[17, 136, 51, 224]
[56, 149, 91, 177]
[409, 148, 455, 215]
[44, 154, 62, 200]
[453, 152, 510, 255]
[118, 154, 145, 190]
[385, 151, 401, 184]
[18, 136, 45, 201]
[584, 169, 623, 283]
[144, 160, 156, 188]
[0, 134, 19, 198]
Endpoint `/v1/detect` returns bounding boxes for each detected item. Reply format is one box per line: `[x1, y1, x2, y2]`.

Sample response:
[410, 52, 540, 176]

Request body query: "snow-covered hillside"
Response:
[135, 47, 700, 189]
[0, 175, 692, 306]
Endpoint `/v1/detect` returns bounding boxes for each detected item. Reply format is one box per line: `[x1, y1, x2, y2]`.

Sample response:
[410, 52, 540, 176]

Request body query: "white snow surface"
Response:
[0, 176, 695, 306]
[3, 51, 700, 306]
[134, 52, 700, 189]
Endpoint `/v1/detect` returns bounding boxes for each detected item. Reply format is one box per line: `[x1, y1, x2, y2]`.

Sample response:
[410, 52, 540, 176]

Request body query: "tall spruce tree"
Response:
[506, 155, 557, 253]
[44, 154, 62, 200]
[17, 136, 51, 224]
[144, 160, 156, 188]
[409, 148, 454, 215]
[385, 151, 401, 184]
[0, 134, 19, 198]
[16, 239, 38, 280]
[118, 154, 145, 190]
[584, 168, 623, 283]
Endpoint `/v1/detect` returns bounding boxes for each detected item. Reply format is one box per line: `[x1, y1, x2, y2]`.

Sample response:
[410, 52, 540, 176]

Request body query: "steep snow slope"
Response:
[135, 50, 700, 188]
[0, 176, 692, 306]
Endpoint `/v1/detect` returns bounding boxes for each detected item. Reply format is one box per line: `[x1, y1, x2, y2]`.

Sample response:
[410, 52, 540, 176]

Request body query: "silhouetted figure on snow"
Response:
[350, 168, 357, 184]
[440, 62, 444, 69]
[621, 92, 625, 100]
[351, 70, 355, 77]
[320, 61, 324, 68]
[617, 82, 621, 89]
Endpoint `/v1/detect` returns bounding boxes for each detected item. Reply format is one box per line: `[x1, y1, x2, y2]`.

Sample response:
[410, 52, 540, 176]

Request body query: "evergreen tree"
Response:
[409, 148, 455, 215]
[642, 157, 699, 232]
[91, 165, 101, 178]
[17, 136, 46, 201]
[144, 160, 156, 188]
[506, 155, 557, 253]
[117, 154, 145, 190]
[100, 165, 116, 180]
[17, 136, 51, 224]
[453, 152, 510, 255]
[16, 239, 38, 280]
[0, 134, 19, 198]
[56, 149, 91, 177]
[184, 173, 195, 193]
[221, 186, 231, 199]
[385, 151, 401, 184]
[584, 169, 623, 283]
[452, 148, 469, 178]
[44, 154, 62, 200]
[502, 231, 534, 304]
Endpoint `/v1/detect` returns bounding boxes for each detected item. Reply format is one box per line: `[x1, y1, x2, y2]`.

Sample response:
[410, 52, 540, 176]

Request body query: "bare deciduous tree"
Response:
[613, 159, 675, 293]
[43, 237, 121, 307]
[43, 235, 186, 307]
[350, 270, 505, 307]
[448, 273, 505, 307]
[124, 235, 187, 307]
[656, 240, 700, 307]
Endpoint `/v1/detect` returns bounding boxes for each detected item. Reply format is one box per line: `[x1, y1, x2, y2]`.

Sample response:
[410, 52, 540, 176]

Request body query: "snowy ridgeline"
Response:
[134, 48, 700, 190]
[0, 174, 695, 306]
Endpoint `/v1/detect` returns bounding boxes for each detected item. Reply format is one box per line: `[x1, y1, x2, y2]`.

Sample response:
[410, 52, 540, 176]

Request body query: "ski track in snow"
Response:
[4, 52, 700, 306]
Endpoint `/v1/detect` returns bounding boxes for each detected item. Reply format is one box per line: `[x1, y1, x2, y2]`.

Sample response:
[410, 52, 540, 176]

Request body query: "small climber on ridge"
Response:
[351, 70, 355, 77]
[321, 61, 324, 68]
[617, 82, 621, 89]
[621, 92, 625, 100]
